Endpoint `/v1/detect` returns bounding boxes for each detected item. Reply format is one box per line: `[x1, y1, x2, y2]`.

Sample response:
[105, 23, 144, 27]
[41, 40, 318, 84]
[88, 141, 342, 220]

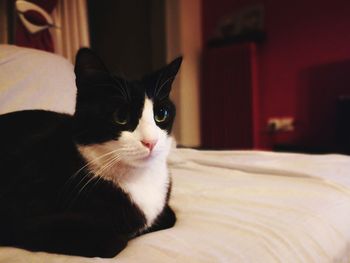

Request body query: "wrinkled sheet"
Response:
[1, 148, 350, 263]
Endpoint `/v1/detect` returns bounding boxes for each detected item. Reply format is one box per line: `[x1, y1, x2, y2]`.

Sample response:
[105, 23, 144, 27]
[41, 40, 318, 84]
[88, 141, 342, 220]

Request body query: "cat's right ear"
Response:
[74, 48, 109, 77]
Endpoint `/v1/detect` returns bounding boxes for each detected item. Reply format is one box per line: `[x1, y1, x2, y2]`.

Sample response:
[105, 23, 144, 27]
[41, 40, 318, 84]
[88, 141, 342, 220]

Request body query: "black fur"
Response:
[0, 49, 181, 257]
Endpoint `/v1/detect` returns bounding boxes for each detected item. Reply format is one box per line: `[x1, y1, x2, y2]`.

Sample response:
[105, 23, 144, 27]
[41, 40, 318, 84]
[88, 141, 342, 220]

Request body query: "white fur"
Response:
[78, 98, 173, 226]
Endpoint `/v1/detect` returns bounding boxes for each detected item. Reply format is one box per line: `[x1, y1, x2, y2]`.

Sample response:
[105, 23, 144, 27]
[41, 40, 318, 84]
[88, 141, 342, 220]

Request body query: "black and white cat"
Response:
[0, 48, 181, 257]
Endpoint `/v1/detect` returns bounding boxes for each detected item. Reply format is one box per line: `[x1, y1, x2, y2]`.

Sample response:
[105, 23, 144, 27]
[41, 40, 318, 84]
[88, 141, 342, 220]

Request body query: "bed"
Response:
[1, 45, 350, 263]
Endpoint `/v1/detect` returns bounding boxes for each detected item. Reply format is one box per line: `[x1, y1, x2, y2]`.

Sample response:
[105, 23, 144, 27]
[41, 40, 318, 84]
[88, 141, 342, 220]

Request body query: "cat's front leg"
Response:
[145, 205, 176, 234]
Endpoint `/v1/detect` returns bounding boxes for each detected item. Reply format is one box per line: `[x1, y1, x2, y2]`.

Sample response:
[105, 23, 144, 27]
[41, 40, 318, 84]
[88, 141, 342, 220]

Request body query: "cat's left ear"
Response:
[74, 48, 109, 77]
[154, 57, 182, 99]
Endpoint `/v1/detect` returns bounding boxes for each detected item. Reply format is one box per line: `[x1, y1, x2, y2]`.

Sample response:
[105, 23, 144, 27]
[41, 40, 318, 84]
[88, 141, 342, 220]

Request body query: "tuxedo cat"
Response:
[0, 48, 181, 257]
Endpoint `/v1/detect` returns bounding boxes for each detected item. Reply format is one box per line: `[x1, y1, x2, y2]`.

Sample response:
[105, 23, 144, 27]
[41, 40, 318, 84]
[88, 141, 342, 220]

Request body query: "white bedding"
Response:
[1, 45, 350, 262]
[1, 149, 350, 263]
[0, 45, 76, 115]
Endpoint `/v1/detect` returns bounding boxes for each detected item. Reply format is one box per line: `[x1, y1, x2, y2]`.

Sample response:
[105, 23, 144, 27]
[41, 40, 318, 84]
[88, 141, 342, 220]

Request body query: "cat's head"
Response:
[73, 48, 181, 169]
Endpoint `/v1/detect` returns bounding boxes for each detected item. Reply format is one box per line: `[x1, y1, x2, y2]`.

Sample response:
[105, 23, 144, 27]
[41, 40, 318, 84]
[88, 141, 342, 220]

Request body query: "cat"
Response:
[0, 48, 182, 258]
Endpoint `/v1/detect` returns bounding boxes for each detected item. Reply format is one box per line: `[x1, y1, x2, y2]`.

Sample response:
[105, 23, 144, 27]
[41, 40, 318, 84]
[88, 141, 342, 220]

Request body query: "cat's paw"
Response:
[161, 205, 176, 229]
[146, 205, 176, 234]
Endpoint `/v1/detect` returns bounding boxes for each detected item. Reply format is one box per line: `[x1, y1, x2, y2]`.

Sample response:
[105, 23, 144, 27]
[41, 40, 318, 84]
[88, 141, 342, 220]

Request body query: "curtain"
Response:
[51, 0, 90, 63]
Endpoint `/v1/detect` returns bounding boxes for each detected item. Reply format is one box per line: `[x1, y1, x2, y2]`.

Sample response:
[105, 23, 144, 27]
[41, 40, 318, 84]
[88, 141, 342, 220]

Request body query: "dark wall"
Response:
[202, 0, 350, 150]
[87, 0, 166, 80]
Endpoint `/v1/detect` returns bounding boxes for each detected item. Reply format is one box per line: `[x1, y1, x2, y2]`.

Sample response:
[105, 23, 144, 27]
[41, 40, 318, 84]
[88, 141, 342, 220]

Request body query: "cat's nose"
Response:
[141, 139, 157, 151]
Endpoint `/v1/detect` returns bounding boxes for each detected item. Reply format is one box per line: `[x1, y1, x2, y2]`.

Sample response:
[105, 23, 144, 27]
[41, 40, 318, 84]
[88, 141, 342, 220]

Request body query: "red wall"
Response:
[202, 0, 350, 150]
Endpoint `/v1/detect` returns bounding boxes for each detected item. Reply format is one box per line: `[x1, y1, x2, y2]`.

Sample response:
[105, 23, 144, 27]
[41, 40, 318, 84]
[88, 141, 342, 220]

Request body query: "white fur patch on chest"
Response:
[119, 162, 169, 226]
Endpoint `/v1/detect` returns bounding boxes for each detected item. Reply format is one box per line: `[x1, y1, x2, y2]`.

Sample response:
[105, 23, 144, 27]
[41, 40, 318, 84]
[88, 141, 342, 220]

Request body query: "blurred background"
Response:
[1, 0, 350, 154]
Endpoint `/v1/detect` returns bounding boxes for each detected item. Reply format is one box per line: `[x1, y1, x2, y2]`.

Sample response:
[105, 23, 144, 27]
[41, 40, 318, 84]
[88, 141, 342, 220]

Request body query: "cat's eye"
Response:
[114, 108, 128, 125]
[154, 107, 169, 123]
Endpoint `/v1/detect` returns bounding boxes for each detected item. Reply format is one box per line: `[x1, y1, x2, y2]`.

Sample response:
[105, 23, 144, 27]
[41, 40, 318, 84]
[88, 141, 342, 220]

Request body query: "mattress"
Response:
[1, 45, 350, 262]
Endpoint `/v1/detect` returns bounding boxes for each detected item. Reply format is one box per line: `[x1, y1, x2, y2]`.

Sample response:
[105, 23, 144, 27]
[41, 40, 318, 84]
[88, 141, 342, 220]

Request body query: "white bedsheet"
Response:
[1, 148, 350, 263]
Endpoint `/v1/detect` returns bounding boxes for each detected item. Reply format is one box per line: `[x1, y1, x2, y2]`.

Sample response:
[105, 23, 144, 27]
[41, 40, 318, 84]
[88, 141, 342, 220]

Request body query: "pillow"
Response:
[0, 45, 76, 115]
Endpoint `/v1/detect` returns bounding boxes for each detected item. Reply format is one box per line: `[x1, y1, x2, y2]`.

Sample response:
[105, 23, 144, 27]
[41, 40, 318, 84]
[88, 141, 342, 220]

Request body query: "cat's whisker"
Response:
[85, 154, 122, 194]
[71, 147, 128, 179]
[61, 149, 126, 203]
[67, 154, 123, 206]
[73, 152, 121, 189]
[76, 174, 98, 196]
[76, 154, 122, 196]
[94, 154, 122, 177]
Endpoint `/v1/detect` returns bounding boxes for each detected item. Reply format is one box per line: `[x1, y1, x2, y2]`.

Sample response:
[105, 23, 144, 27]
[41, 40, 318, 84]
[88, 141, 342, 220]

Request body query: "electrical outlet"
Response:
[267, 117, 294, 132]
